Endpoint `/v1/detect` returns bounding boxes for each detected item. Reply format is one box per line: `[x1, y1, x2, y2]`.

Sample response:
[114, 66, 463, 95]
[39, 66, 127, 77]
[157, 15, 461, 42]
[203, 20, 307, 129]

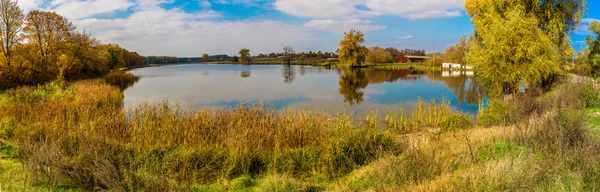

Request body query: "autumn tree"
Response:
[239, 48, 250, 63]
[464, 0, 585, 98]
[202, 53, 209, 62]
[365, 47, 393, 64]
[283, 45, 295, 65]
[0, 0, 23, 67]
[24, 10, 74, 80]
[338, 29, 368, 67]
[444, 35, 468, 64]
[578, 21, 600, 76]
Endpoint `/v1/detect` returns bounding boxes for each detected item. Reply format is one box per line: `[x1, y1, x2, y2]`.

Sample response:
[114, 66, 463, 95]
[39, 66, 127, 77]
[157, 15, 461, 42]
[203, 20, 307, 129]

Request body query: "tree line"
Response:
[0, 0, 146, 89]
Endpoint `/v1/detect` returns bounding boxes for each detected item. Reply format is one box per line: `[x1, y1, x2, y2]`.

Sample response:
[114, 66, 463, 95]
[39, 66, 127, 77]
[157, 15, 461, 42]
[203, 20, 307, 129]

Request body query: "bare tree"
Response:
[283, 45, 295, 65]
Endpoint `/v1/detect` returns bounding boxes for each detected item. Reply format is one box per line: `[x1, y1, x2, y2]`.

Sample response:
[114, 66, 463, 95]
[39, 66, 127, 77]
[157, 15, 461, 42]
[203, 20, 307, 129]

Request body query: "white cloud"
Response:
[575, 18, 599, 35]
[398, 35, 414, 40]
[304, 19, 386, 33]
[76, 6, 315, 56]
[275, 0, 463, 19]
[199, 0, 212, 9]
[274, 0, 377, 19]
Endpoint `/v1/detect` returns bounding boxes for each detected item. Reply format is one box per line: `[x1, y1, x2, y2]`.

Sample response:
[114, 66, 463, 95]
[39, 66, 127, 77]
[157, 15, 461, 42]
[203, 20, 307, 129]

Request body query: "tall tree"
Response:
[239, 48, 250, 63]
[283, 45, 295, 65]
[464, 0, 585, 98]
[338, 29, 368, 67]
[0, 0, 23, 67]
[202, 53, 209, 62]
[24, 10, 74, 80]
[582, 21, 600, 76]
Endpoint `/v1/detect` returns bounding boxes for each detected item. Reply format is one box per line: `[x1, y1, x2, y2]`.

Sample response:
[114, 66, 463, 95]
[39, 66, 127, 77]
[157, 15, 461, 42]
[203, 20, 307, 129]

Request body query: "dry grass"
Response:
[2, 77, 600, 191]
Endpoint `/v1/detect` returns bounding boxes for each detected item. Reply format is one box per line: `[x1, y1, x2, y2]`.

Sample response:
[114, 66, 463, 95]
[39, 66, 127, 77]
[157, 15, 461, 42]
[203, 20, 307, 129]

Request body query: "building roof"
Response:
[405, 55, 430, 59]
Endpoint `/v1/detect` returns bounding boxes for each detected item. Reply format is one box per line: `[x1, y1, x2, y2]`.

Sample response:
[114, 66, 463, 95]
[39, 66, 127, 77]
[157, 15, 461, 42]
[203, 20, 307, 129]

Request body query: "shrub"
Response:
[580, 84, 600, 108]
[442, 114, 472, 131]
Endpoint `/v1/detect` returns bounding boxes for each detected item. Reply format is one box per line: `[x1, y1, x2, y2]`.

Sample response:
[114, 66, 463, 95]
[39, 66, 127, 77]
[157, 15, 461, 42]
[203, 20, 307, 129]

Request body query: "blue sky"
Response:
[16, 0, 598, 57]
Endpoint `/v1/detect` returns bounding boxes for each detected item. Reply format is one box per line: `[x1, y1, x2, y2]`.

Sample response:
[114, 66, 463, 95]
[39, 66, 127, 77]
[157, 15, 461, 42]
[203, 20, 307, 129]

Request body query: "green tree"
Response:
[580, 21, 600, 76]
[445, 35, 468, 64]
[0, 0, 24, 67]
[365, 46, 393, 64]
[338, 29, 368, 67]
[464, 0, 584, 98]
[239, 48, 250, 63]
[202, 53, 209, 62]
[231, 56, 239, 62]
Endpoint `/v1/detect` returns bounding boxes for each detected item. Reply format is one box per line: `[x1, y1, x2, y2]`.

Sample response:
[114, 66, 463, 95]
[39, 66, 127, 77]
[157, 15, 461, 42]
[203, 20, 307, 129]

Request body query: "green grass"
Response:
[587, 108, 600, 138]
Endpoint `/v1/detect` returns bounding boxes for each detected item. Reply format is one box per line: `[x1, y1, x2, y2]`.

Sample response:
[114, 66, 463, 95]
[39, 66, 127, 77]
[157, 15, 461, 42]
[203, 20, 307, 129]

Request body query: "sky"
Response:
[15, 0, 600, 57]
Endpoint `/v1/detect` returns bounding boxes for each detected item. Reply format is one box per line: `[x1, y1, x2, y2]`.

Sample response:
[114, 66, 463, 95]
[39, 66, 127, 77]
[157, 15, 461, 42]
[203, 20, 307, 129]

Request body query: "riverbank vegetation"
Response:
[0, 2, 145, 90]
[1, 72, 599, 191]
[1, 0, 599, 191]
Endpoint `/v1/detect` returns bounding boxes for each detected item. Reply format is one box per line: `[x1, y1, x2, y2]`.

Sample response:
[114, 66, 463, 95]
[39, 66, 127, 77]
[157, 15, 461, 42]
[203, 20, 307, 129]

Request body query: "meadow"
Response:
[1, 73, 599, 191]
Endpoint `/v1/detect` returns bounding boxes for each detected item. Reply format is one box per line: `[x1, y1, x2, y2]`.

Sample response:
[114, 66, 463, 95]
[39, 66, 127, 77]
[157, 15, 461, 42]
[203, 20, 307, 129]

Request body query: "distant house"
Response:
[465, 65, 474, 70]
[451, 64, 462, 69]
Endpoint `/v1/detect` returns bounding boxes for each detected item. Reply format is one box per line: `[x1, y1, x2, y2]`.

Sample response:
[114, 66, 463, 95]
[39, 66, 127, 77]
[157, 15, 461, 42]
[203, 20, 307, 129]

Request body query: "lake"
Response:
[124, 64, 486, 113]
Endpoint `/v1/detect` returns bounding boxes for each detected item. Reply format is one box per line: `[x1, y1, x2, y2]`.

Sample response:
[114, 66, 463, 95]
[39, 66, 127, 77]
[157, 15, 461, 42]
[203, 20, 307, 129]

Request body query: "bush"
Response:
[442, 114, 472, 131]
[580, 84, 600, 108]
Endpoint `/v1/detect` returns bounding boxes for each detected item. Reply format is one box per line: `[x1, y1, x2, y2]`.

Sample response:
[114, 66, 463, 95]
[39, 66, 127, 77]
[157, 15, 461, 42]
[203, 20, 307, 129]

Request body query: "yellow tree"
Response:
[338, 29, 368, 67]
[365, 46, 392, 64]
[23, 10, 74, 80]
[464, 0, 584, 98]
[202, 53, 209, 62]
[0, 0, 24, 67]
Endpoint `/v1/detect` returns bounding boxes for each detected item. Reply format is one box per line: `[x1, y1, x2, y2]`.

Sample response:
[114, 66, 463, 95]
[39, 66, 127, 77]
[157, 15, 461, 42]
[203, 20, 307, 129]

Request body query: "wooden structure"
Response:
[394, 55, 429, 63]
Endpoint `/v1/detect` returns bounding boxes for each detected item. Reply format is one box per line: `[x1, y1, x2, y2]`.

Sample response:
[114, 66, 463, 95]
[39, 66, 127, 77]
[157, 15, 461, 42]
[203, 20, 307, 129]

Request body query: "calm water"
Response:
[124, 64, 486, 113]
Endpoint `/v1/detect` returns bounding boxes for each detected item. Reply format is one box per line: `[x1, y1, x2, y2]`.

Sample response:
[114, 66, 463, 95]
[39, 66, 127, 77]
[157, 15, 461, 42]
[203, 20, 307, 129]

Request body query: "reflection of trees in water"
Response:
[241, 70, 251, 78]
[116, 76, 140, 91]
[426, 72, 486, 105]
[283, 65, 295, 84]
[363, 69, 421, 84]
[337, 68, 424, 106]
[338, 68, 369, 105]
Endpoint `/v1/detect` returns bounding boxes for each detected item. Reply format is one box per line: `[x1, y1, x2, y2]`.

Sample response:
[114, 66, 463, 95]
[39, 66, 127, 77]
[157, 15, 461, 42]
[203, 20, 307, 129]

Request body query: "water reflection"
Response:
[124, 64, 487, 113]
[283, 65, 295, 84]
[241, 70, 251, 78]
[338, 68, 368, 105]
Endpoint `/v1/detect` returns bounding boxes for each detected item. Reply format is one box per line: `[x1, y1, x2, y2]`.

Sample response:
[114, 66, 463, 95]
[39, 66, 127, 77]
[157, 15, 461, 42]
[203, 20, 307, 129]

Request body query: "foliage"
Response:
[239, 48, 251, 63]
[202, 53, 209, 62]
[576, 21, 600, 76]
[338, 29, 368, 67]
[365, 47, 393, 64]
[0, 2, 145, 90]
[441, 114, 473, 131]
[142, 56, 178, 64]
[231, 56, 239, 62]
[465, 1, 564, 98]
[444, 35, 468, 64]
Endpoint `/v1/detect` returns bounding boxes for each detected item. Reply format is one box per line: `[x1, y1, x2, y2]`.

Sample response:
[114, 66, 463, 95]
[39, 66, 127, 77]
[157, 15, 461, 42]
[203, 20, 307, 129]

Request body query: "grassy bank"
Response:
[1, 75, 599, 191]
[361, 63, 441, 71]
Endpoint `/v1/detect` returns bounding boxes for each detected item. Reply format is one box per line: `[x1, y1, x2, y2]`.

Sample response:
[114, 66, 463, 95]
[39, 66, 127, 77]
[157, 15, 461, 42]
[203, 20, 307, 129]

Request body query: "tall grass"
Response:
[0, 80, 405, 190]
